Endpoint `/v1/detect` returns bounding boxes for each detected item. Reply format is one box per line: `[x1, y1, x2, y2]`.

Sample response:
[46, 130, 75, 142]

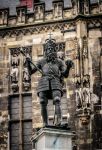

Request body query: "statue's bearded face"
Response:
[46, 51, 57, 62]
[45, 44, 57, 62]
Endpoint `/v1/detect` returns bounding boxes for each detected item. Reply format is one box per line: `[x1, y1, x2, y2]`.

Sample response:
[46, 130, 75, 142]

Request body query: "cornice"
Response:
[0, 13, 102, 38]
[0, 18, 75, 31]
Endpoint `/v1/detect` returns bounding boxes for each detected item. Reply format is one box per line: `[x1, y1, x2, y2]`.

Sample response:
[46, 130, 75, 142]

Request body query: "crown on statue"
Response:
[44, 35, 56, 55]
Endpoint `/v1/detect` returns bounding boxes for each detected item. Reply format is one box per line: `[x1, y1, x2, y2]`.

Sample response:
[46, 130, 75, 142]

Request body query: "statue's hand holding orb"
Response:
[65, 59, 74, 69]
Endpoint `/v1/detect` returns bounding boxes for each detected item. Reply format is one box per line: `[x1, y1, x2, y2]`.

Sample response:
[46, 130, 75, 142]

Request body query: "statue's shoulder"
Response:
[37, 58, 46, 65]
[57, 58, 65, 66]
[57, 58, 62, 63]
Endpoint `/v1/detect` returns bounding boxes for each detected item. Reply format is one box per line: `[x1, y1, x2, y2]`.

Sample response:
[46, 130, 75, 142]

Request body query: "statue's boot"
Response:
[40, 103, 48, 127]
[54, 102, 61, 126]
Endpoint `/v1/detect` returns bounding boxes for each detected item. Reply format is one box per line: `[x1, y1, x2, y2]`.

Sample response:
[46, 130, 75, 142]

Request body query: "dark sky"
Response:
[0, 0, 20, 14]
[0, 0, 98, 15]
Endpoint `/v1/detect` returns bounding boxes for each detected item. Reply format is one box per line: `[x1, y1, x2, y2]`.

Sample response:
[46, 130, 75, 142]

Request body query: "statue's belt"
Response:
[42, 74, 60, 80]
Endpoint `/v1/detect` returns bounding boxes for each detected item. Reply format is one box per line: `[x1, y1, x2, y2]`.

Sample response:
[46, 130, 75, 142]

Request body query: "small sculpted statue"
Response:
[23, 67, 30, 82]
[11, 65, 19, 83]
[11, 53, 19, 66]
[26, 37, 73, 126]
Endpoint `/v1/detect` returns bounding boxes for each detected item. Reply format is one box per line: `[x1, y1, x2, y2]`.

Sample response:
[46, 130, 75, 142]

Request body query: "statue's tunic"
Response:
[31, 58, 66, 96]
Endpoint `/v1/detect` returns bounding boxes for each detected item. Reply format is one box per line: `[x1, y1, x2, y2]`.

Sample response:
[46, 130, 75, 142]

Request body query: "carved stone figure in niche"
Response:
[11, 53, 19, 66]
[57, 51, 65, 60]
[3, 11, 7, 24]
[11, 65, 19, 92]
[84, 2, 89, 14]
[35, 5, 43, 20]
[17, 10, 25, 23]
[82, 87, 91, 108]
[75, 88, 82, 109]
[76, 87, 93, 112]
[0, 11, 7, 25]
[0, 11, 3, 24]
[23, 67, 30, 82]
[23, 53, 31, 66]
[76, 75, 99, 111]
[76, 81, 91, 109]
[23, 53, 31, 91]
[11, 65, 18, 83]
[76, 87, 91, 109]
[75, 75, 81, 88]
[83, 75, 90, 87]
[26, 37, 73, 126]
[54, 4, 62, 18]
[73, 5, 77, 15]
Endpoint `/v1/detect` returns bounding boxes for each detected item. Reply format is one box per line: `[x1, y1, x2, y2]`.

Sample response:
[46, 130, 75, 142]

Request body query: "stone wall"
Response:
[0, 0, 102, 149]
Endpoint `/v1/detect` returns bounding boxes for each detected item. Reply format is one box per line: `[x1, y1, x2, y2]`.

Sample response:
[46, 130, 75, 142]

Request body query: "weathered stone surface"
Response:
[0, 0, 102, 149]
[32, 128, 74, 150]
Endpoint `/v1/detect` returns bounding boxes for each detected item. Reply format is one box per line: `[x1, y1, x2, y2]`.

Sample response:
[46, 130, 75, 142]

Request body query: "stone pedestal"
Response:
[31, 127, 74, 150]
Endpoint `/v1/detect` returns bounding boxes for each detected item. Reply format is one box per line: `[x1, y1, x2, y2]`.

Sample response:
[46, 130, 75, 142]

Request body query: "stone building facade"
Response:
[0, 0, 102, 150]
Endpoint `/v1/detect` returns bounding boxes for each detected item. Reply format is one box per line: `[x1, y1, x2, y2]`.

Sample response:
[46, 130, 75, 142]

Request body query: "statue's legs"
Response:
[39, 92, 48, 126]
[52, 90, 61, 126]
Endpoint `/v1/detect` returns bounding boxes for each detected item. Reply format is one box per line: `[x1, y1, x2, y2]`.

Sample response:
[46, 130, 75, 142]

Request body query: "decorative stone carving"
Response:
[11, 83, 19, 92]
[10, 47, 20, 56]
[0, 9, 8, 25]
[11, 53, 19, 66]
[84, 0, 90, 14]
[11, 66, 19, 83]
[83, 75, 90, 87]
[22, 46, 32, 91]
[34, 4, 45, 20]
[53, 1, 63, 19]
[76, 87, 90, 109]
[17, 7, 27, 23]
[75, 85, 99, 113]
[0, 21, 76, 38]
[23, 67, 30, 82]
[57, 51, 65, 60]
[11, 66, 19, 92]
[79, 114, 90, 125]
[87, 19, 102, 29]
[75, 53, 80, 77]
[0, 11, 4, 25]
[23, 67, 31, 91]
[76, 83, 91, 109]
[75, 88, 82, 108]
[82, 87, 91, 108]
[75, 76, 81, 88]
[83, 37, 89, 75]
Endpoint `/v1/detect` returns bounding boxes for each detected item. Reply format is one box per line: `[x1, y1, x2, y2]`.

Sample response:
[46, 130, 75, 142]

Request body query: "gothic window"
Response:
[9, 95, 32, 150]
[9, 96, 19, 120]
[23, 121, 32, 150]
[10, 122, 20, 150]
[9, 46, 32, 150]
[22, 96, 32, 119]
